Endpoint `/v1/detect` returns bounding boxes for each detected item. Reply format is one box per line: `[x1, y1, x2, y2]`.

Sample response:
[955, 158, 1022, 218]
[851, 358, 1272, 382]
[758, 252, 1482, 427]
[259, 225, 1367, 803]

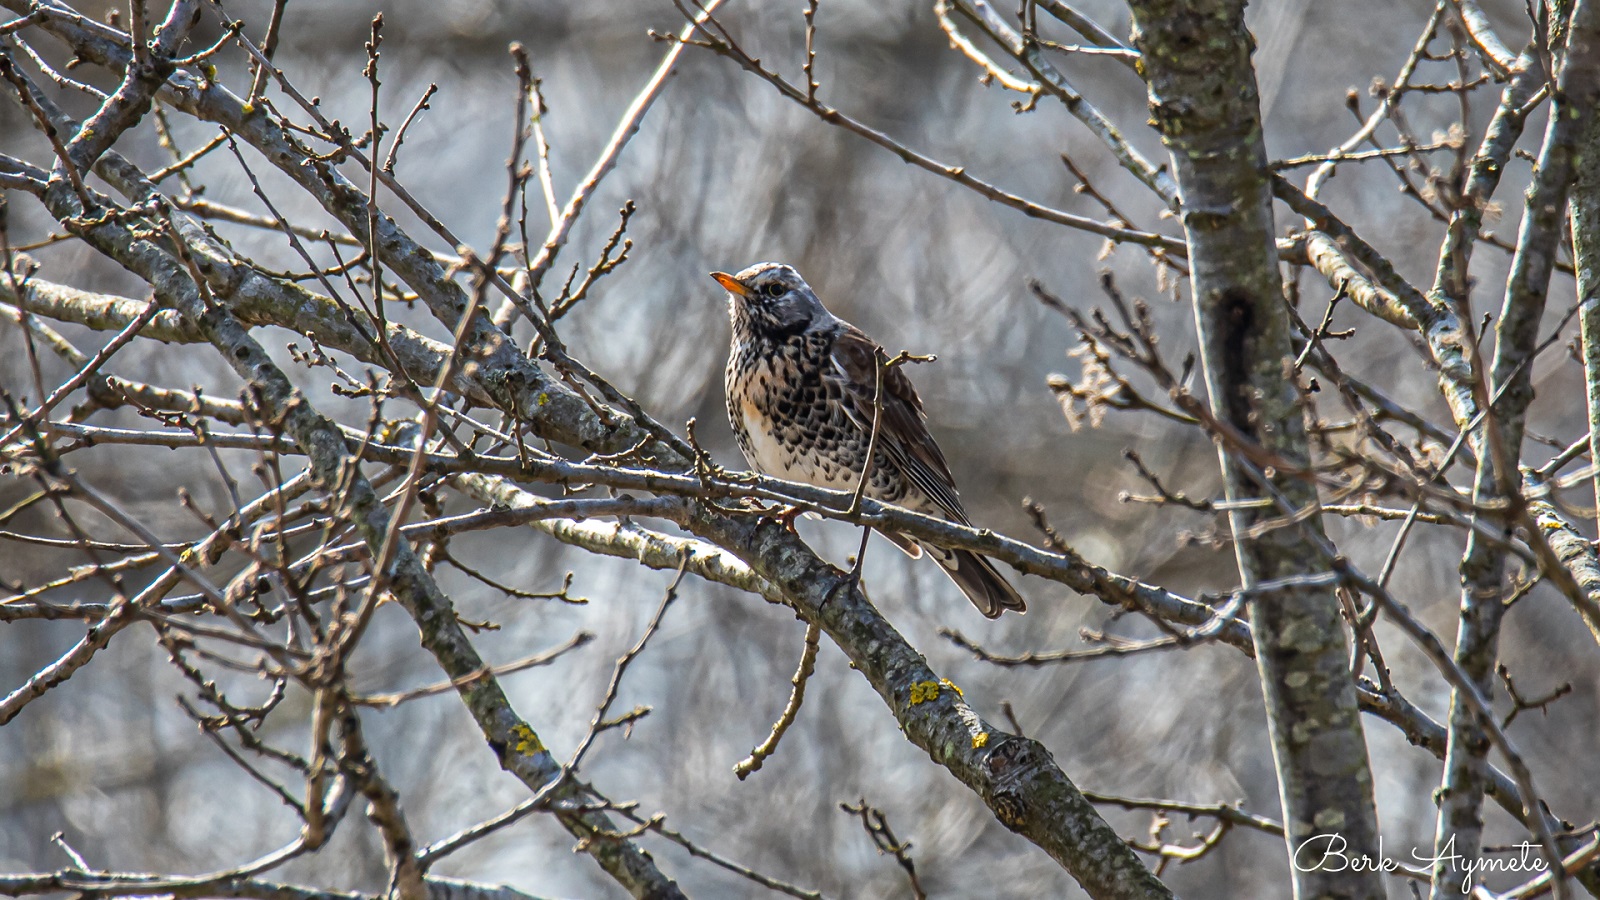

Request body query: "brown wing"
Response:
[826, 326, 970, 524]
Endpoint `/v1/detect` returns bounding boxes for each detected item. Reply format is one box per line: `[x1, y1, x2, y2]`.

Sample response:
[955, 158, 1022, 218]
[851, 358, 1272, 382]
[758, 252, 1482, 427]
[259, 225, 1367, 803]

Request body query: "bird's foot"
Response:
[734, 499, 808, 532]
[775, 504, 805, 533]
[751, 502, 803, 533]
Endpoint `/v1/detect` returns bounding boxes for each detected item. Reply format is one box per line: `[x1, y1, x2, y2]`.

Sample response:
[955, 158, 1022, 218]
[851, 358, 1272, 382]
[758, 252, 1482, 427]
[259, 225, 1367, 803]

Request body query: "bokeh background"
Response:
[3, 1, 1597, 897]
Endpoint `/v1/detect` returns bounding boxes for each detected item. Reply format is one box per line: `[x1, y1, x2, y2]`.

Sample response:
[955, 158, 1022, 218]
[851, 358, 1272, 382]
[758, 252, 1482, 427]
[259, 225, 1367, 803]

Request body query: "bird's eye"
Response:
[763, 282, 785, 298]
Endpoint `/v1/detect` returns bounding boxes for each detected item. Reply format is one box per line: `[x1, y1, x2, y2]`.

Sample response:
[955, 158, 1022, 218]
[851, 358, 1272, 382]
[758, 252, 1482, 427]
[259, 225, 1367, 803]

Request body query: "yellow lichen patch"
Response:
[511, 723, 543, 755]
[536, 392, 551, 406]
[908, 680, 941, 705]
[972, 732, 989, 749]
[938, 678, 963, 697]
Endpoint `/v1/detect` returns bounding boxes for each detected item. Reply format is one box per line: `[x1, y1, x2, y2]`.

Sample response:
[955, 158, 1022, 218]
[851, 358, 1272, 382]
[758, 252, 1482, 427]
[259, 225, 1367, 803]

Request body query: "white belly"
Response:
[739, 396, 796, 475]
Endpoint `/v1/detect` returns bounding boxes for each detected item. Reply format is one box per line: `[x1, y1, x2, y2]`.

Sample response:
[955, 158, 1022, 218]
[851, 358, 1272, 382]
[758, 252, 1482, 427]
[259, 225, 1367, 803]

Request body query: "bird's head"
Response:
[711, 262, 830, 339]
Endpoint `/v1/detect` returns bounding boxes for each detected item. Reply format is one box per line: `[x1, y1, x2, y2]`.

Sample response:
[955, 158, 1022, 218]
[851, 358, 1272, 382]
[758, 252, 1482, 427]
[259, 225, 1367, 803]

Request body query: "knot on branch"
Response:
[983, 735, 1044, 830]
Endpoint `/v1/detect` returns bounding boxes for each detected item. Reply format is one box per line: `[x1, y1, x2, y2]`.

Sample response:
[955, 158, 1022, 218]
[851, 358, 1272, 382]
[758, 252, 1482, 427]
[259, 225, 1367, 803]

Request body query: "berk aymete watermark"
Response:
[1294, 833, 1548, 894]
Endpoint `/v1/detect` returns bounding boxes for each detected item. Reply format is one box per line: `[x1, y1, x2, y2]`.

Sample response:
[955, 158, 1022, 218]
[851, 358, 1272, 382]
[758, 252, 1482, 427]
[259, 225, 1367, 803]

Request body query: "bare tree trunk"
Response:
[1432, 2, 1600, 895]
[1574, 64, 1600, 545]
[1123, 2, 1384, 897]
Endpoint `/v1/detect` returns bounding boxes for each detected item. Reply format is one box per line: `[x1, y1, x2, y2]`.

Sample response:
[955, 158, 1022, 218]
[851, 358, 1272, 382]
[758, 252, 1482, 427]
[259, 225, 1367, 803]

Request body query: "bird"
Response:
[712, 262, 1026, 618]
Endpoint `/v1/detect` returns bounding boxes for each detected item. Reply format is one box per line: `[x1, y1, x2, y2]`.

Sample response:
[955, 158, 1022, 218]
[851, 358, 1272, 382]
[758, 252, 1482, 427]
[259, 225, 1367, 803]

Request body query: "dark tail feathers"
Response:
[938, 548, 1026, 618]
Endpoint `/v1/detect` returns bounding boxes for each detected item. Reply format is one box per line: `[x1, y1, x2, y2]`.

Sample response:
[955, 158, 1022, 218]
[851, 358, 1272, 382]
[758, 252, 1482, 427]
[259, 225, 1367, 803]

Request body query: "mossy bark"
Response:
[1573, 92, 1600, 548]
[1432, 3, 1600, 895]
[1124, 2, 1383, 898]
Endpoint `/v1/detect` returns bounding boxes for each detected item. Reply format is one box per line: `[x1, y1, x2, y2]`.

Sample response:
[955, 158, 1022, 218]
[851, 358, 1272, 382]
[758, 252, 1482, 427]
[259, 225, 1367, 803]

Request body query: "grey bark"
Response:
[1123, 2, 1384, 897]
[1431, 3, 1600, 895]
[1574, 72, 1600, 545]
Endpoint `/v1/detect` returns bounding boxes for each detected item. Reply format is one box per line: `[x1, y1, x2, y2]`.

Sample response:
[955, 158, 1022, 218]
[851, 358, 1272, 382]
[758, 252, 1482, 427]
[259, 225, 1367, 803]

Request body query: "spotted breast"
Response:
[714, 261, 1026, 618]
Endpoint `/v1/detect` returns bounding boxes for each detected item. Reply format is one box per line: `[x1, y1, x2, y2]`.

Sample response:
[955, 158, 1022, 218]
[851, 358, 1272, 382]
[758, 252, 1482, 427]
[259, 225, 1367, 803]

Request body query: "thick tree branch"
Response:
[22, 168, 684, 898]
[1124, 2, 1385, 897]
[1432, 4, 1600, 894]
[458, 468, 1177, 896]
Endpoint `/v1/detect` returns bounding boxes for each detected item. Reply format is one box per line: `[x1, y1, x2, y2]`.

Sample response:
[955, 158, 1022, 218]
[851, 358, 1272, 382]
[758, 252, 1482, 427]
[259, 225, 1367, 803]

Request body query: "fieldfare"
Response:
[712, 262, 1026, 618]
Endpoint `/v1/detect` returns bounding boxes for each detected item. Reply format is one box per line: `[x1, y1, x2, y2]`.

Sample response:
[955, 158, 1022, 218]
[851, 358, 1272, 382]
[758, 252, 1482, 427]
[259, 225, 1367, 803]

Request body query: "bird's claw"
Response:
[778, 504, 806, 532]
[760, 503, 803, 533]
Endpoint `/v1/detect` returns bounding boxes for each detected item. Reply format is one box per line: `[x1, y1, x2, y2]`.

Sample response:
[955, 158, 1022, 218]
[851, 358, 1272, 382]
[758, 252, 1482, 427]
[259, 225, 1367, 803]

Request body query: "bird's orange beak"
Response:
[710, 271, 749, 297]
